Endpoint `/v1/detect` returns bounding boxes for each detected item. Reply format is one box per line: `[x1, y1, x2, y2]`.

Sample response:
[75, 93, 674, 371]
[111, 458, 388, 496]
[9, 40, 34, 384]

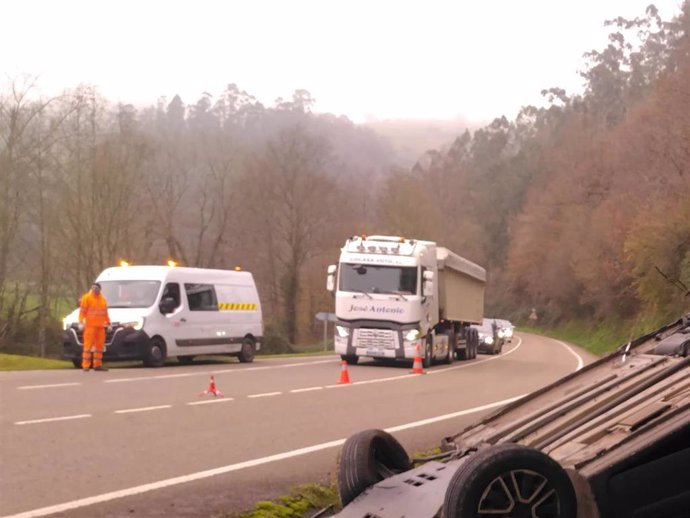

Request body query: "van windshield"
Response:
[99, 281, 161, 308]
[339, 264, 418, 295]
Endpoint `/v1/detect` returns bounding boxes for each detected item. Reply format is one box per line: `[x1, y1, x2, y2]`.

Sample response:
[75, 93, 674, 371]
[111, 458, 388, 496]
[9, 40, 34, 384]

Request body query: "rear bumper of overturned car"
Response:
[63, 327, 151, 361]
[336, 459, 465, 518]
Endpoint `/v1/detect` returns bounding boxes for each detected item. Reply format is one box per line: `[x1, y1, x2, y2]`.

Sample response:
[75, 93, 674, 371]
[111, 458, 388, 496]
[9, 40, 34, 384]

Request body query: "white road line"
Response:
[0, 395, 525, 518]
[17, 383, 81, 390]
[247, 391, 282, 398]
[427, 337, 523, 375]
[187, 398, 234, 406]
[554, 339, 585, 371]
[114, 405, 172, 414]
[14, 414, 91, 426]
[290, 386, 323, 393]
[105, 359, 335, 383]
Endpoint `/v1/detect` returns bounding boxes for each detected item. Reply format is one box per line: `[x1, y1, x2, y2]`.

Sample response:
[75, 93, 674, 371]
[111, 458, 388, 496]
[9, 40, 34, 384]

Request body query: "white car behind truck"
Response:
[326, 235, 486, 366]
[63, 265, 263, 367]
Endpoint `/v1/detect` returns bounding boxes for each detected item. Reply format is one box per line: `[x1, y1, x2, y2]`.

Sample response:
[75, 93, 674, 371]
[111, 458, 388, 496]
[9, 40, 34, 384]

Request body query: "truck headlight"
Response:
[405, 329, 421, 341]
[336, 325, 349, 338]
[123, 317, 145, 330]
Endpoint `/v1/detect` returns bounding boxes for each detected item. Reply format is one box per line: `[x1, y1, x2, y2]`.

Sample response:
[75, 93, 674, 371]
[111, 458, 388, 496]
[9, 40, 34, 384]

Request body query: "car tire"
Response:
[144, 336, 166, 367]
[338, 429, 412, 507]
[342, 355, 359, 365]
[442, 443, 577, 518]
[238, 338, 256, 363]
[178, 355, 195, 365]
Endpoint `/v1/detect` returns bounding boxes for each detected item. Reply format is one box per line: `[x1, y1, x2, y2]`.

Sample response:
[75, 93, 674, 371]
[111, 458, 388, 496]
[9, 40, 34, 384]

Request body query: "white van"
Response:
[62, 265, 263, 367]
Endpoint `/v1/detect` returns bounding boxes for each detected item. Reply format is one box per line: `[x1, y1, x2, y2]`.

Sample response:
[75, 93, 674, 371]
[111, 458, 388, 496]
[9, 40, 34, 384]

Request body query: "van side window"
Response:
[161, 283, 181, 308]
[185, 283, 218, 311]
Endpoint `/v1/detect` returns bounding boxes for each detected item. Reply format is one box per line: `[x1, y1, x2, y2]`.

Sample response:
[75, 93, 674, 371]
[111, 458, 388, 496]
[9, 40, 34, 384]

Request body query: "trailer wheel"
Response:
[238, 338, 256, 363]
[445, 334, 455, 364]
[338, 429, 412, 507]
[469, 329, 478, 359]
[143, 336, 166, 367]
[442, 444, 577, 518]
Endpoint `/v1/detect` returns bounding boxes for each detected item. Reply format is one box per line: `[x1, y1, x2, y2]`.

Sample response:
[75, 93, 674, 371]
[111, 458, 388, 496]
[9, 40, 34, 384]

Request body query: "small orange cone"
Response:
[338, 360, 352, 384]
[199, 374, 224, 397]
[411, 344, 425, 374]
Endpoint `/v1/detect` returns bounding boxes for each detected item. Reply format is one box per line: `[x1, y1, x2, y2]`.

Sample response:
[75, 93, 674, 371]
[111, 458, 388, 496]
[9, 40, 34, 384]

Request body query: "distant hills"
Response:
[361, 118, 479, 167]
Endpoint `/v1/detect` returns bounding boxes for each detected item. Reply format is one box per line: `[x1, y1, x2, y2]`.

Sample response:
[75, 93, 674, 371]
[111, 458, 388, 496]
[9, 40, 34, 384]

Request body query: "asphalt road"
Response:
[0, 333, 597, 518]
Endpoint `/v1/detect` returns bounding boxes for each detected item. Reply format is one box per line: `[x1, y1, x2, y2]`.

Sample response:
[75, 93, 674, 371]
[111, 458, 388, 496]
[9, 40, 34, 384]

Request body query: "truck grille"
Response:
[355, 328, 398, 349]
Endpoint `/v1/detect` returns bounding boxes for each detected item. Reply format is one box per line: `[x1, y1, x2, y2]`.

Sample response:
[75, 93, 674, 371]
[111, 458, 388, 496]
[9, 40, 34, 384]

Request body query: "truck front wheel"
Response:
[422, 335, 433, 368]
[342, 355, 359, 365]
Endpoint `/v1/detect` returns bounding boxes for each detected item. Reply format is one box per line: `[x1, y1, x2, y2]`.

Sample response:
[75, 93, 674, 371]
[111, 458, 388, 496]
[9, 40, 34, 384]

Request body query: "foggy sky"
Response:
[1, 0, 684, 123]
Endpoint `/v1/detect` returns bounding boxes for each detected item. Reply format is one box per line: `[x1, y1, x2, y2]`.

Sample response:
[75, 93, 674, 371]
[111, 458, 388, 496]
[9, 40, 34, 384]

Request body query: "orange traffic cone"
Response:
[199, 374, 224, 397]
[338, 360, 352, 384]
[411, 345, 425, 374]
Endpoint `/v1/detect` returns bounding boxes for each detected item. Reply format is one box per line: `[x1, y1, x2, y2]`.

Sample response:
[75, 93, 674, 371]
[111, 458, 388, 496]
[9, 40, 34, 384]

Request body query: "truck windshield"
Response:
[339, 264, 417, 295]
[99, 280, 162, 308]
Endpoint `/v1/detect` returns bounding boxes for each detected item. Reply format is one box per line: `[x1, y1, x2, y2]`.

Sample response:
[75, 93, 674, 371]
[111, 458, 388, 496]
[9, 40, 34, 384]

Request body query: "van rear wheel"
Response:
[238, 338, 255, 363]
[144, 337, 166, 367]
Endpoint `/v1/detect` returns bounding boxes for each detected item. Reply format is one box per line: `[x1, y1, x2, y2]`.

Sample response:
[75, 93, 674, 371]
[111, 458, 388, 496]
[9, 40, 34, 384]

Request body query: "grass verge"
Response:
[518, 314, 668, 356]
[0, 353, 73, 371]
[226, 484, 340, 518]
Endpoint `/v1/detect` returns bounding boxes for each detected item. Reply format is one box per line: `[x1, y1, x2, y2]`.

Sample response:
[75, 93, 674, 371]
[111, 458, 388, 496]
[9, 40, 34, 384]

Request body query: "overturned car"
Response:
[335, 314, 690, 518]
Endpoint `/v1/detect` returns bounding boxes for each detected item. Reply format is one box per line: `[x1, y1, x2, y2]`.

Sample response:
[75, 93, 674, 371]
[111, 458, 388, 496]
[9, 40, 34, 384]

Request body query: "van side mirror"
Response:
[326, 264, 337, 292]
[159, 297, 176, 314]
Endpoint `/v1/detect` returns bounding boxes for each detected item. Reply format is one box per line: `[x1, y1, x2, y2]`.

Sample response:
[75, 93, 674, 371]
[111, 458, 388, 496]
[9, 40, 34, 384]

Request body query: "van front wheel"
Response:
[144, 337, 166, 367]
[238, 338, 256, 363]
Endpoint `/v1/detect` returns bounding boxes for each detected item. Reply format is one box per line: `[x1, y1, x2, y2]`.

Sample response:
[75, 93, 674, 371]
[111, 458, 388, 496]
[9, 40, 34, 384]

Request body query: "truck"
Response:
[326, 235, 486, 366]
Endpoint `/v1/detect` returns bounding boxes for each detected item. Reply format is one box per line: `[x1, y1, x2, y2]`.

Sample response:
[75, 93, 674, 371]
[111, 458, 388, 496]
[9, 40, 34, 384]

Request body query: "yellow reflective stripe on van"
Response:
[218, 303, 257, 311]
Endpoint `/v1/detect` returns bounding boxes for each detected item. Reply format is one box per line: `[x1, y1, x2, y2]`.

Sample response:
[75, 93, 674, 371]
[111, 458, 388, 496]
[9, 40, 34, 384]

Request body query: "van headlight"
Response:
[122, 317, 145, 330]
[405, 329, 421, 342]
[497, 329, 505, 338]
[484, 336, 494, 345]
[336, 325, 349, 338]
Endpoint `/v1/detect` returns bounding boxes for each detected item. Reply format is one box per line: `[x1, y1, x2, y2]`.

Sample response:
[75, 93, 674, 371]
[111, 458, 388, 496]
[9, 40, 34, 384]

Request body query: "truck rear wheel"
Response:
[469, 328, 478, 359]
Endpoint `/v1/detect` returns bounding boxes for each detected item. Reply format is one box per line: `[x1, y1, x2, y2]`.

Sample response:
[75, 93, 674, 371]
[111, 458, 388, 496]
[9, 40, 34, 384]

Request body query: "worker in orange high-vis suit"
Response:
[79, 282, 111, 372]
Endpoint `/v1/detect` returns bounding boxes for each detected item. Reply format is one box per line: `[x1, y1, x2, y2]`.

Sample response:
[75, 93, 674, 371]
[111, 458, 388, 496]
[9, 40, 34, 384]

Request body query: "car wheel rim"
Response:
[477, 469, 559, 518]
[152, 346, 162, 361]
